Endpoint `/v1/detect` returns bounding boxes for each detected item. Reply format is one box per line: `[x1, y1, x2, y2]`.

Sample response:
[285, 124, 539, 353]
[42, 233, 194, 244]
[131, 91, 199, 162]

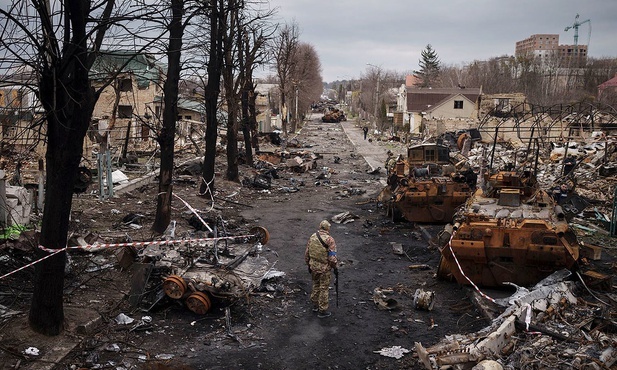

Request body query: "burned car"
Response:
[380, 143, 476, 223]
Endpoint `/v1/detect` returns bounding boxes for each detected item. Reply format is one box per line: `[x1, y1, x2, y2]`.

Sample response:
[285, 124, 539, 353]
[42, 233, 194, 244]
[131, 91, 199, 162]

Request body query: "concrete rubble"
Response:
[462, 134, 616, 219]
[0, 169, 33, 227]
[415, 271, 616, 370]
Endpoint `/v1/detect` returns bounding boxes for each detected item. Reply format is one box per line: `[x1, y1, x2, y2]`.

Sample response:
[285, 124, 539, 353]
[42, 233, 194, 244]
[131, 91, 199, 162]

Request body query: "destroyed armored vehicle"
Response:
[381, 143, 476, 223]
[134, 226, 273, 315]
[321, 108, 346, 123]
[437, 170, 581, 287]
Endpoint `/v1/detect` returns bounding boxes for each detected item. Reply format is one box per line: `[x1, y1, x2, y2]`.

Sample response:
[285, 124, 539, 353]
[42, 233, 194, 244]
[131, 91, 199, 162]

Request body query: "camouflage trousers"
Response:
[310, 271, 332, 312]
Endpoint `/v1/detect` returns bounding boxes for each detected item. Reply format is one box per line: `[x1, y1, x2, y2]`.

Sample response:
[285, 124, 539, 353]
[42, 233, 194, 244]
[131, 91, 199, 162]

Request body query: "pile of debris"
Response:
[462, 135, 616, 230]
[415, 271, 616, 369]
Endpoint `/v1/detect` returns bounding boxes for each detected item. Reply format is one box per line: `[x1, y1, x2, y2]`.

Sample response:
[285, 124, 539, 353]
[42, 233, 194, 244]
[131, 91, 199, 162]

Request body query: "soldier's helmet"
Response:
[319, 220, 331, 231]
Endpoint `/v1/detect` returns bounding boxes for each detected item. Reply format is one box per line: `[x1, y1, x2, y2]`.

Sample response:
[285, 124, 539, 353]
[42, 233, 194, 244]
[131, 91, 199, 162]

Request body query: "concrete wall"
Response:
[93, 75, 161, 120]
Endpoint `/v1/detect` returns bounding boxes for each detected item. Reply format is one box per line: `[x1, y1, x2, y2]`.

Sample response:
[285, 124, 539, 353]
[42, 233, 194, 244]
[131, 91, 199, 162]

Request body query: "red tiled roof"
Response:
[598, 73, 617, 90]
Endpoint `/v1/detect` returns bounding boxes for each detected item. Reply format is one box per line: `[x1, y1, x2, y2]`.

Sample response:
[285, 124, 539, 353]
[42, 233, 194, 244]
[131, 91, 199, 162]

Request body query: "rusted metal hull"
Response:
[438, 228, 579, 287]
[437, 178, 581, 287]
[391, 179, 471, 223]
[382, 143, 476, 224]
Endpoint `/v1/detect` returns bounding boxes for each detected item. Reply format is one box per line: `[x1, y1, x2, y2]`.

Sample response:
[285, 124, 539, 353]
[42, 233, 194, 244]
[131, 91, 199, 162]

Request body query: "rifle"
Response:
[334, 267, 339, 307]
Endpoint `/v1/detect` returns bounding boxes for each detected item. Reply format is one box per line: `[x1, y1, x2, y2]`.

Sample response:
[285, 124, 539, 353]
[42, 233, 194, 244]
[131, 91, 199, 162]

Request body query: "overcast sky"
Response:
[263, 0, 617, 82]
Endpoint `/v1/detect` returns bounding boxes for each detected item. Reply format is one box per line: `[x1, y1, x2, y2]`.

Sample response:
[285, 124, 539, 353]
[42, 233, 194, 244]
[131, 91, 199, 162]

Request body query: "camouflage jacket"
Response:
[385, 157, 396, 172]
[305, 230, 337, 274]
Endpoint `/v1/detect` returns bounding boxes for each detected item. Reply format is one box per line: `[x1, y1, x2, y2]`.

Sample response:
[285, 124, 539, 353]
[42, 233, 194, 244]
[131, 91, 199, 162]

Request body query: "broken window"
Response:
[118, 105, 133, 118]
[454, 100, 463, 109]
[408, 148, 424, 162]
[118, 78, 132, 92]
[496, 98, 510, 111]
[438, 147, 449, 162]
[185, 115, 192, 120]
[425, 149, 436, 162]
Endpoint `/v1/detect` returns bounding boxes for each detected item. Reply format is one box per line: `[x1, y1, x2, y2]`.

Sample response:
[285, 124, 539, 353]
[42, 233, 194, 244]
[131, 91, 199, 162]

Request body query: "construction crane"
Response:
[564, 13, 591, 55]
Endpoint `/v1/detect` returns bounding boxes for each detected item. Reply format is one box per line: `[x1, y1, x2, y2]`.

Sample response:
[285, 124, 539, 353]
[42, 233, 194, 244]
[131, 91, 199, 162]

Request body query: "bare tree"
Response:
[273, 22, 299, 136]
[239, 15, 275, 166]
[288, 42, 322, 130]
[199, 0, 226, 197]
[190, 0, 273, 188]
[0, 0, 154, 335]
[221, 0, 244, 182]
[152, 0, 186, 234]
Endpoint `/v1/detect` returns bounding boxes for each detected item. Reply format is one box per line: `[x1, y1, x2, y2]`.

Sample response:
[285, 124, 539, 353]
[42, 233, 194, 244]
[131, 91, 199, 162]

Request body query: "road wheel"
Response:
[250, 226, 270, 245]
[186, 291, 212, 315]
[162, 275, 187, 300]
[436, 256, 453, 281]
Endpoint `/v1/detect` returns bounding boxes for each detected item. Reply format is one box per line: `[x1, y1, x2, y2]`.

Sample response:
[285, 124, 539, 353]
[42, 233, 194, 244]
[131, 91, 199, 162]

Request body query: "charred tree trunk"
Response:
[241, 87, 253, 166]
[29, 0, 98, 335]
[248, 86, 259, 153]
[30, 100, 95, 335]
[152, 0, 184, 234]
[222, 2, 239, 182]
[200, 0, 225, 197]
[225, 105, 239, 181]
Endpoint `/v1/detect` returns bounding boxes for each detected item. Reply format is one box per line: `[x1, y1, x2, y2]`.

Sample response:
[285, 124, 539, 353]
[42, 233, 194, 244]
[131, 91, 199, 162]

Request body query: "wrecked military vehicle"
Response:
[380, 143, 476, 223]
[321, 108, 346, 123]
[131, 226, 274, 315]
[437, 169, 580, 287]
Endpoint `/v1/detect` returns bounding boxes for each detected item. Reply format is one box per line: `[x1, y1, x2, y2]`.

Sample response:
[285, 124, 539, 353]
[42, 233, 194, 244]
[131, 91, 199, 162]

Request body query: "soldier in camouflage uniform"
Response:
[385, 150, 396, 176]
[305, 220, 338, 318]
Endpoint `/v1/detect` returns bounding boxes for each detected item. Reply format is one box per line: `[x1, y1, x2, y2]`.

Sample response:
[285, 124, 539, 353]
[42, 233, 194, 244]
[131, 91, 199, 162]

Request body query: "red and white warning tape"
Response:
[0, 233, 256, 281]
[0, 248, 65, 281]
[447, 235, 545, 335]
[446, 235, 497, 304]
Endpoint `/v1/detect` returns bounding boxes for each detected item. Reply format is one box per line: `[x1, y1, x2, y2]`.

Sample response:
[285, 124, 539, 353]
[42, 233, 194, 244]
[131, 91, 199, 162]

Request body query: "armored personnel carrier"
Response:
[437, 170, 580, 287]
[381, 143, 476, 223]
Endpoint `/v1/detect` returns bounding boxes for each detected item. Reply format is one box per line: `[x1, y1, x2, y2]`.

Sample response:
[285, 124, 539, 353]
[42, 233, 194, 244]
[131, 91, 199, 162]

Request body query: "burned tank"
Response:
[437, 170, 580, 287]
[381, 143, 476, 223]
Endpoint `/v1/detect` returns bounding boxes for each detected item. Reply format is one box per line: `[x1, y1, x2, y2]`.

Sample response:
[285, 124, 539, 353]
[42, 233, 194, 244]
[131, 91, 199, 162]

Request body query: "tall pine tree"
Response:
[415, 44, 441, 88]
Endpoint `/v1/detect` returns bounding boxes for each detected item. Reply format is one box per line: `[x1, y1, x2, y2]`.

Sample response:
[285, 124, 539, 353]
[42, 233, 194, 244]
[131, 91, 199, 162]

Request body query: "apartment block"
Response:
[515, 34, 587, 63]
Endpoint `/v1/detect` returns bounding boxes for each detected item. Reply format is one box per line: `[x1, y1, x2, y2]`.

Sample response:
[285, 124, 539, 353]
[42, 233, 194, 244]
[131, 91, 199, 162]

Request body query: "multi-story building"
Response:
[0, 67, 42, 151]
[515, 34, 587, 63]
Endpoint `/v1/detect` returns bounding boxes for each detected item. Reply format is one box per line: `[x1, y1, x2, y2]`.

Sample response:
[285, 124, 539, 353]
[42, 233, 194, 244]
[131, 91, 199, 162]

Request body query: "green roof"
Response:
[90, 51, 161, 89]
